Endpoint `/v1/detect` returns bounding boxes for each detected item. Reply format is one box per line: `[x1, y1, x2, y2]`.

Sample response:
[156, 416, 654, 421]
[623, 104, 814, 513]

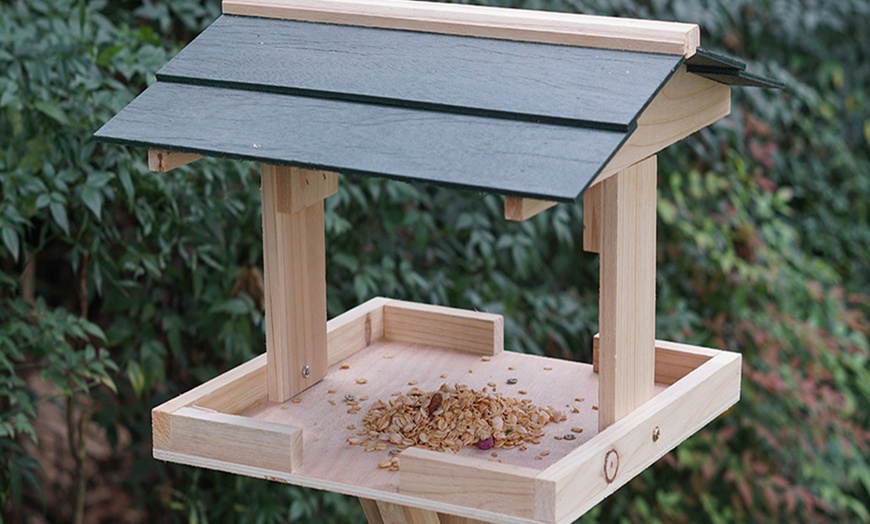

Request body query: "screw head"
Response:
[652, 426, 661, 442]
[301, 365, 310, 378]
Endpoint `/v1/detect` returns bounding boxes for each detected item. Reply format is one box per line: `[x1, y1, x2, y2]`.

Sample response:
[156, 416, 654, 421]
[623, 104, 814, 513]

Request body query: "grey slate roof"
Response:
[95, 14, 777, 201]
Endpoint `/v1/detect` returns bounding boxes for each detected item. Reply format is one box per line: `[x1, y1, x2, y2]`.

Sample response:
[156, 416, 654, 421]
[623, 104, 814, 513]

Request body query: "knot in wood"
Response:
[604, 449, 619, 483]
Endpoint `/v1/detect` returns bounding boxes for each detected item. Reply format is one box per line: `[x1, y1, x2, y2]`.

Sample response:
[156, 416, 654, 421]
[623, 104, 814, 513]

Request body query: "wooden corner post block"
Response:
[597, 156, 657, 431]
[261, 164, 338, 402]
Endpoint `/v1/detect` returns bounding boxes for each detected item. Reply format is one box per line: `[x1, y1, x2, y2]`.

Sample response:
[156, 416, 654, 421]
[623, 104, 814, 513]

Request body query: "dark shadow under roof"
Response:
[95, 15, 777, 201]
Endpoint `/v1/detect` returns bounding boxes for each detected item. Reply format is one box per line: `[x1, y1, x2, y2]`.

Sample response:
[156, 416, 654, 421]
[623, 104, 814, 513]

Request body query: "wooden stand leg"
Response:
[261, 164, 338, 402]
[374, 501, 441, 524]
[595, 156, 657, 431]
[360, 499, 491, 524]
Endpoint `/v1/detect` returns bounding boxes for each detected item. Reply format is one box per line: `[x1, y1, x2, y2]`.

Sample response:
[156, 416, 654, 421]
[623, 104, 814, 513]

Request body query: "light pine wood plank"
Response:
[537, 351, 741, 522]
[327, 297, 388, 366]
[147, 149, 203, 172]
[153, 326, 731, 523]
[592, 335, 718, 386]
[243, 339, 603, 493]
[504, 197, 557, 222]
[437, 514, 492, 524]
[360, 498, 385, 524]
[222, 0, 700, 56]
[593, 67, 730, 186]
[582, 181, 602, 254]
[383, 301, 504, 355]
[377, 501, 441, 524]
[169, 406, 302, 472]
[152, 353, 267, 449]
[272, 166, 338, 214]
[597, 156, 657, 431]
[399, 447, 551, 522]
[261, 164, 329, 401]
[194, 359, 267, 414]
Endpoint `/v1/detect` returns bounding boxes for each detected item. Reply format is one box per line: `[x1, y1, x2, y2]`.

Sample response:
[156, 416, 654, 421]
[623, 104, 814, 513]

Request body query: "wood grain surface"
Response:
[222, 0, 700, 56]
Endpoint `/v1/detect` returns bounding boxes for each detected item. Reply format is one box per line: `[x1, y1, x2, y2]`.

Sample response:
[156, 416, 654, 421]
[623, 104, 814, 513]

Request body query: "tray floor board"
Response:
[234, 341, 665, 493]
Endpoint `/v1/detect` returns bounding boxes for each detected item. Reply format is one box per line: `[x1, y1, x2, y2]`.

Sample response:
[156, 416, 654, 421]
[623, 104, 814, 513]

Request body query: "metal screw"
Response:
[563, 433, 576, 441]
[506, 378, 518, 385]
[652, 426, 661, 442]
[301, 365, 310, 378]
[345, 394, 356, 402]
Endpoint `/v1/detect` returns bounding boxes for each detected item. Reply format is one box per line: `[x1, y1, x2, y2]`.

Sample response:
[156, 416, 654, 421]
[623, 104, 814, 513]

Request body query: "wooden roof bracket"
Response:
[505, 64, 730, 222]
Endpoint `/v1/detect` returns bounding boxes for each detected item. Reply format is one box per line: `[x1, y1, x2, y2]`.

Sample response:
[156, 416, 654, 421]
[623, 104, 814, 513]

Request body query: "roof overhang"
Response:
[95, 0, 777, 204]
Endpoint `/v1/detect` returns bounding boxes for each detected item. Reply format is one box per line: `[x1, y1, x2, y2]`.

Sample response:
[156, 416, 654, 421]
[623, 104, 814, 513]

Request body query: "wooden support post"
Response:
[261, 164, 337, 402]
[597, 155, 657, 431]
[582, 181, 602, 253]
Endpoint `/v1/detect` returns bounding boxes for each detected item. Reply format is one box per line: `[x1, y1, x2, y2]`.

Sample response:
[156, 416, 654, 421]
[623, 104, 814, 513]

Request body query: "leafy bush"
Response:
[1, 0, 867, 522]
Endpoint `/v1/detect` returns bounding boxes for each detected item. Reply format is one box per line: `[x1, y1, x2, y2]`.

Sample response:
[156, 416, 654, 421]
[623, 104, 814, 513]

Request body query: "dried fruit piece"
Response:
[477, 435, 494, 450]
[427, 392, 443, 416]
[340, 363, 350, 369]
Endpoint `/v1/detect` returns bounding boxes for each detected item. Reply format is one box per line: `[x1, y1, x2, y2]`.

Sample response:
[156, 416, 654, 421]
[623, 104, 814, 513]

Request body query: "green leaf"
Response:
[1, 226, 19, 261]
[126, 361, 145, 399]
[209, 298, 250, 315]
[35, 194, 51, 209]
[100, 375, 118, 394]
[118, 170, 134, 201]
[33, 100, 69, 125]
[49, 202, 70, 235]
[81, 186, 103, 218]
[82, 321, 107, 342]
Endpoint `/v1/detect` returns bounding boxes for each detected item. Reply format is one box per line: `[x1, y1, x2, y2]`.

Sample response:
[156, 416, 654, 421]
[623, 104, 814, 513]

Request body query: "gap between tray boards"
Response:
[152, 297, 741, 524]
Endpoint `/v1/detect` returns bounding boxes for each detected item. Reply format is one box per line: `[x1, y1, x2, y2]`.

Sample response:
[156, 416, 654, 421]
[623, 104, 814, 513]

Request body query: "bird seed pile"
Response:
[350, 383, 567, 455]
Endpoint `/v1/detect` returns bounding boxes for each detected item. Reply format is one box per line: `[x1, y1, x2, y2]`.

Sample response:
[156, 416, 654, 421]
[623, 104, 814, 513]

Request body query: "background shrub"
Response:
[1, 0, 867, 522]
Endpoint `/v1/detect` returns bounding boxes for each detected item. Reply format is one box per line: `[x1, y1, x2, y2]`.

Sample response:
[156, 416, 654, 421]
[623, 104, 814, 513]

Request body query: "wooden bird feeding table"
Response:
[96, 1, 779, 522]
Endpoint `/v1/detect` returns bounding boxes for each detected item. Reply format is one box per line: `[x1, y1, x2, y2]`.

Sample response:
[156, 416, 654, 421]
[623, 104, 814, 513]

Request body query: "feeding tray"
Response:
[154, 298, 739, 524]
[96, 0, 779, 522]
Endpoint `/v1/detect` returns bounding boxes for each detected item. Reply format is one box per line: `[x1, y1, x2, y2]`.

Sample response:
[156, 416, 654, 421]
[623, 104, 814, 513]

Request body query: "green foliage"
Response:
[1, 0, 868, 522]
